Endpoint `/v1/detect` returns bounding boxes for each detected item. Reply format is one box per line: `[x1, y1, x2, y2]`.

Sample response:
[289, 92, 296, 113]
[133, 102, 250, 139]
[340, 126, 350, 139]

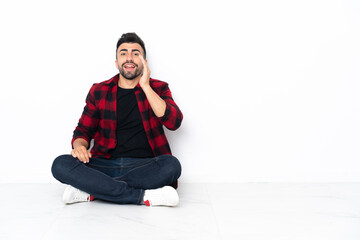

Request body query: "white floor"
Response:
[1, 183, 360, 240]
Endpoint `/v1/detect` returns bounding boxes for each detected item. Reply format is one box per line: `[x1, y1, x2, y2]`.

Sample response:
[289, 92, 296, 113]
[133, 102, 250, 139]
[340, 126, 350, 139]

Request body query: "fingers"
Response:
[138, 55, 151, 88]
[71, 146, 91, 164]
[140, 55, 148, 70]
[142, 58, 150, 76]
[139, 54, 145, 63]
[74, 150, 90, 163]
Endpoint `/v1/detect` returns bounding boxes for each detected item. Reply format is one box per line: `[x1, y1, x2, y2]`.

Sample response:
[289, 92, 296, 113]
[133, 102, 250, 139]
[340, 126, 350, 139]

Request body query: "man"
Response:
[51, 33, 183, 207]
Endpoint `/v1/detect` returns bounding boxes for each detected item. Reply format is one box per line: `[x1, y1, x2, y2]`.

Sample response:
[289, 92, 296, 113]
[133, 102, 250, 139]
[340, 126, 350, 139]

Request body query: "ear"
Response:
[115, 59, 119, 70]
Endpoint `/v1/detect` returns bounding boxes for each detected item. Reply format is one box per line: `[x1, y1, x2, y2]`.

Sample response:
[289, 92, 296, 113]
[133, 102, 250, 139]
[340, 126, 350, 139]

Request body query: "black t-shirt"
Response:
[109, 86, 154, 158]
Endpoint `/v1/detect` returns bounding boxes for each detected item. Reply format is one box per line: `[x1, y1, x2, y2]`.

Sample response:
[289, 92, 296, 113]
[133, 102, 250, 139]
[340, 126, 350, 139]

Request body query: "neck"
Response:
[118, 75, 140, 89]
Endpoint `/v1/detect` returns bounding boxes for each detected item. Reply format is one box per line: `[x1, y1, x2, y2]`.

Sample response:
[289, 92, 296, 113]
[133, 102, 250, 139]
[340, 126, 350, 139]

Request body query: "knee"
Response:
[51, 154, 77, 181]
[160, 155, 182, 180]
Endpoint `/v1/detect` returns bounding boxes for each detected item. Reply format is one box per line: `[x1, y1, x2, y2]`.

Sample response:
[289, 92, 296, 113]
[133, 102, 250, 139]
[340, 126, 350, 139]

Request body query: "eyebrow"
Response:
[118, 49, 141, 53]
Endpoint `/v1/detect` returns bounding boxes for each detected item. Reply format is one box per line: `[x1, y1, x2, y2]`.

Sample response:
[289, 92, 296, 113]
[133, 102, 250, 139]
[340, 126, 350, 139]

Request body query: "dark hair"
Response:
[116, 32, 146, 59]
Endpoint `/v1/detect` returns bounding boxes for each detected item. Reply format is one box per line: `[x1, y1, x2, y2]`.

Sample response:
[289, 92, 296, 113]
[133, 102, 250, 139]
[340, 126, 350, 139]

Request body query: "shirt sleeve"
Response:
[159, 83, 183, 130]
[71, 84, 100, 148]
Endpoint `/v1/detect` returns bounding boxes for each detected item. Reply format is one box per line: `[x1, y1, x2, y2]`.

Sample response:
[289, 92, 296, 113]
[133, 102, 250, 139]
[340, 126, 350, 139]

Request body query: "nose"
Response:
[126, 53, 134, 62]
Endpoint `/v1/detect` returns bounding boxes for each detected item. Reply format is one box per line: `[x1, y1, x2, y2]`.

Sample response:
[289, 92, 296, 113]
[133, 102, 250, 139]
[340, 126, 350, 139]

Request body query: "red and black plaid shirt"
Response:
[72, 74, 183, 159]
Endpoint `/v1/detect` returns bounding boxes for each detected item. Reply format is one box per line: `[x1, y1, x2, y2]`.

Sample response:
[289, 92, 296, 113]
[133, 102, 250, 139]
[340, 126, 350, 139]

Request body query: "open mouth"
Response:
[123, 63, 137, 71]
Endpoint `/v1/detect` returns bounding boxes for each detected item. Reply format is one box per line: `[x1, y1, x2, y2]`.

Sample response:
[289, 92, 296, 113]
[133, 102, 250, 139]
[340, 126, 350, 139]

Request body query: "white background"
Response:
[0, 0, 359, 183]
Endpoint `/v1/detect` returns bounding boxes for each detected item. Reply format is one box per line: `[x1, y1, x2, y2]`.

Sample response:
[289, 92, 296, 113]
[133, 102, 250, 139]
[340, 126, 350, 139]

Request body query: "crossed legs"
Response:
[51, 154, 181, 205]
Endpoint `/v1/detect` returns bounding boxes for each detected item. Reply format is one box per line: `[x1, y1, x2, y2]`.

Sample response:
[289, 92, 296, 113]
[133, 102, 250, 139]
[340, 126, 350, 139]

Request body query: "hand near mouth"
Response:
[138, 54, 166, 118]
[139, 54, 151, 89]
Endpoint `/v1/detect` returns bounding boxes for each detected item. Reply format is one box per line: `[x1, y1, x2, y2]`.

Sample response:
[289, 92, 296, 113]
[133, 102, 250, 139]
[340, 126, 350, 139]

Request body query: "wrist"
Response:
[73, 138, 89, 149]
[141, 83, 152, 92]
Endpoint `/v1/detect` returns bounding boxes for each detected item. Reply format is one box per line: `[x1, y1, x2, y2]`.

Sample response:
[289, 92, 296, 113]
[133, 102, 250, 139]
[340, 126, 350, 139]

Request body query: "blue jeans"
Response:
[51, 154, 181, 204]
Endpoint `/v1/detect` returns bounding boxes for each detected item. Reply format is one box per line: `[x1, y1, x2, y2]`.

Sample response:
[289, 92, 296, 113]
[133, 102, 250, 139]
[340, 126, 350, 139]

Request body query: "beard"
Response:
[119, 62, 143, 80]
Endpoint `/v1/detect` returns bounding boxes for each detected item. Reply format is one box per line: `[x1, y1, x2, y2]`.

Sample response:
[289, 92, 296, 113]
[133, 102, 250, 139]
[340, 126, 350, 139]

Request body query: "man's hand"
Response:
[139, 54, 150, 89]
[138, 54, 167, 118]
[71, 138, 91, 163]
[71, 146, 92, 163]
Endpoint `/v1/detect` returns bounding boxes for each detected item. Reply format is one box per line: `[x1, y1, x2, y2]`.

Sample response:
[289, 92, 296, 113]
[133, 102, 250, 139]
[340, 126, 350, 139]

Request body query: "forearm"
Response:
[142, 85, 166, 118]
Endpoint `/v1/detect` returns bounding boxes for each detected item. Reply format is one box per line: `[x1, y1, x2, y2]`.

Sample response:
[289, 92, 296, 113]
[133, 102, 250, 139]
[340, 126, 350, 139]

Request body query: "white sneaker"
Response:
[62, 185, 93, 204]
[143, 186, 179, 207]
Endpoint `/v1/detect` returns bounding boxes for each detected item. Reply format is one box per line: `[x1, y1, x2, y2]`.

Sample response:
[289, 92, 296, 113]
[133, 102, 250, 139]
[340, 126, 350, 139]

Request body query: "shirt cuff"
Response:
[160, 102, 171, 122]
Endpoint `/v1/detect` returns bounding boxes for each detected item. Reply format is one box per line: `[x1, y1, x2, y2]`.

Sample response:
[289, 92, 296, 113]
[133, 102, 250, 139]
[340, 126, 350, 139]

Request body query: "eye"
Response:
[134, 52, 139, 56]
